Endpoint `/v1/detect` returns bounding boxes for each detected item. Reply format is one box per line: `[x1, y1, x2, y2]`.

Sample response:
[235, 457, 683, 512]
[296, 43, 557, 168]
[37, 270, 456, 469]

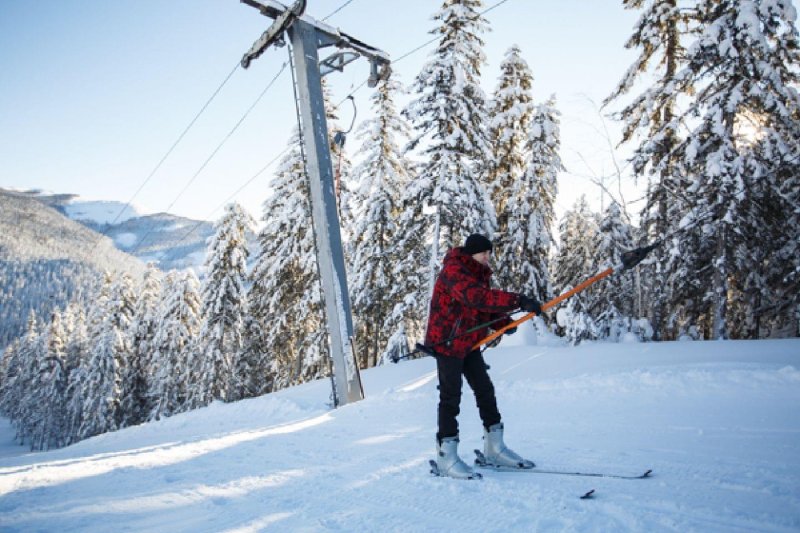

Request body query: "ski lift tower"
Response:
[239, 0, 391, 406]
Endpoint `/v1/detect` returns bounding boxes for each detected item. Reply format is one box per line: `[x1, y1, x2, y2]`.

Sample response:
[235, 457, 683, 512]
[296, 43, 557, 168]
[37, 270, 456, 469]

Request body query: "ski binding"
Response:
[429, 459, 483, 480]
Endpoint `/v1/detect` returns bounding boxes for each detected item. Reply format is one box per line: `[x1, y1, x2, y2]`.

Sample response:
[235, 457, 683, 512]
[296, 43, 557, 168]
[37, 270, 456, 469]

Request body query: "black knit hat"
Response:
[462, 233, 493, 255]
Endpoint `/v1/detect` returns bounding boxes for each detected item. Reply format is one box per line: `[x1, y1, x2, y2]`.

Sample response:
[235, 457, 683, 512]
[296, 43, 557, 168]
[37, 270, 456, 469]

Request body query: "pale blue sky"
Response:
[0, 0, 639, 224]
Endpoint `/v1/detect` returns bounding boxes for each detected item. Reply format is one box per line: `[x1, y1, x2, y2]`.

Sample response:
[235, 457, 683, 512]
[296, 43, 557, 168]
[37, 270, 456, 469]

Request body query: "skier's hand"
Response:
[518, 295, 542, 315]
[505, 326, 517, 336]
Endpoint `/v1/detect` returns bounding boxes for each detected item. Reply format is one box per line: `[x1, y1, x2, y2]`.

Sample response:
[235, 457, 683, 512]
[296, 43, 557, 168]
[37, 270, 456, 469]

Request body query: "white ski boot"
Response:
[482, 423, 534, 469]
[434, 436, 481, 479]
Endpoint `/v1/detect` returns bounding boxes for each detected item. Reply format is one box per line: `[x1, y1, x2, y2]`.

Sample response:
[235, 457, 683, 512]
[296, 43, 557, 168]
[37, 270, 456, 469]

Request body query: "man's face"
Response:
[472, 250, 491, 266]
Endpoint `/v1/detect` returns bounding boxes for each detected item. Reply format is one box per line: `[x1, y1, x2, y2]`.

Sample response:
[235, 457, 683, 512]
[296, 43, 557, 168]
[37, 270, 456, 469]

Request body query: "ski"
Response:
[474, 450, 652, 480]
[432, 458, 592, 498]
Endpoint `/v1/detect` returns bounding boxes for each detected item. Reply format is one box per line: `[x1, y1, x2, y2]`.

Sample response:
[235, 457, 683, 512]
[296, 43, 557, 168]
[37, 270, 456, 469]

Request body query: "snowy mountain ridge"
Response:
[3, 188, 217, 272]
[1, 337, 798, 532]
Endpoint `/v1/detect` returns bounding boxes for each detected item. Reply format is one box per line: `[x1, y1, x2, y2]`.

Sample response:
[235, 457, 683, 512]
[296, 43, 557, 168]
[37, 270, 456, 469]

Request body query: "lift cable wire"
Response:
[139, 0, 364, 255]
[93, 0, 511, 261]
[169, 143, 293, 250]
[130, 60, 289, 257]
[84, 61, 241, 258]
[322, 0, 357, 21]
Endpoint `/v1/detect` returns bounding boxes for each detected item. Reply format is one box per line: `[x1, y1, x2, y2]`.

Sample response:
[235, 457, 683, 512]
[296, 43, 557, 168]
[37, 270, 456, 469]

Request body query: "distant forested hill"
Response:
[0, 189, 146, 348]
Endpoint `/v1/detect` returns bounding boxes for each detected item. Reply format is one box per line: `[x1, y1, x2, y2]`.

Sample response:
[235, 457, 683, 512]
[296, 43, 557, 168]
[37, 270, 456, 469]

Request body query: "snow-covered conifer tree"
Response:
[16, 317, 47, 448]
[396, 0, 495, 345]
[590, 202, 638, 340]
[402, 0, 496, 251]
[0, 313, 39, 444]
[195, 203, 254, 405]
[665, 0, 800, 339]
[245, 80, 355, 391]
[604, 0, 691, 339]
[496, 96, 561, 301]
[249, 129, 329, 390]
[552, 197, 600, 342]
[32, 311, 68, 450]
[109, 273, 138, 428]
[150, 271, 202, 419]
[552, 196, 599, 293]
[63, 302, 90, 445]
[753, 129, 800, 337]
[557, 291, 599, 346]
[486, 45, 535, 252]
[121, 263, 161, 426]
[0, 341, 19, 419]
[349, 75, 415, 368]
[77, 273, 131, 440]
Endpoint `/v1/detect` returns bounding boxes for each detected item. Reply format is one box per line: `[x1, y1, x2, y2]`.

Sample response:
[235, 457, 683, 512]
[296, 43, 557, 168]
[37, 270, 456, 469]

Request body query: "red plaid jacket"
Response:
[424, 248, 520, 359]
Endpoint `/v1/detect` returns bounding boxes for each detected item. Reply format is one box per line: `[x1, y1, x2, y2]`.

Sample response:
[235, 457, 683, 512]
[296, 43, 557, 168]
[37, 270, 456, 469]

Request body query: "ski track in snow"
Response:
[0, 339, 799, 532]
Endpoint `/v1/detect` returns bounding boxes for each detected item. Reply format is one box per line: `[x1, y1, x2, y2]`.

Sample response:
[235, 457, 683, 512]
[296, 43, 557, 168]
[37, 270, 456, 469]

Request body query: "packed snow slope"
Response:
[1, 337, 799, 532]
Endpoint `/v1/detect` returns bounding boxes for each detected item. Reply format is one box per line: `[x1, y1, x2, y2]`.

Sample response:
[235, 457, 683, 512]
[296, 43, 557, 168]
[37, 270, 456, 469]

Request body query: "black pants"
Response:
[436, 350, 501, 441]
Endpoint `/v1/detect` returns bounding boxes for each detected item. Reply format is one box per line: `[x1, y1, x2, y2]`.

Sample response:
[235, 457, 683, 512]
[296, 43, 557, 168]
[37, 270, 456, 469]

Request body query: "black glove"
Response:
[505, 326, 517, 336]
[518, 295, 542, 314]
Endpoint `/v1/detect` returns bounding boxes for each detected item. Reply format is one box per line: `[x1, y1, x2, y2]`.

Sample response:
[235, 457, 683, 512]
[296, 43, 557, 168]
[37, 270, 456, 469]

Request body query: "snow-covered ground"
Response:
[1, 337, 799, 532]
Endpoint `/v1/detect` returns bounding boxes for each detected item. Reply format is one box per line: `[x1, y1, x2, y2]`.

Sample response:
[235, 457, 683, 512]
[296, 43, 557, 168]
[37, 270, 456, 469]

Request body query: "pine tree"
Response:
[63, 302, 90, 445]
[0, 313, 38, 444]
[558, 291, 599, 346]
[0, 340, 20, 419]
[552, 197, 600, 342]
[552, 196, 599, 294]
[666, 0, 800, 339]
[496, 96, 561, 301]
[33, 311, 68, 450]
[487, 44, 535, 252]
[249, 129, 329, 390]
[16, 317, 47, 448]
[194, 203, 254, 405]
[78, 274, 128, 440]
[604, 0, 691, 339]
[397, 0, 495, 344]
[150, 271, 202, 419]
[755, 127, 800, 337]
[109, 273, 137, 428]
[349, 75, 415, 368]
[590, 202, 637, 340]
[237, 314, 268, 398]
[122, 263, 161, 426]
[402, 0, 496, 250]
[728, 2, 800, 338]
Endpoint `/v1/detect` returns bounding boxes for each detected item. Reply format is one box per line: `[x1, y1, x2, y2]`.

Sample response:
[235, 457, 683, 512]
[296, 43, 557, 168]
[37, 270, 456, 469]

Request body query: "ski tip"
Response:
[642, 469, 653, 478]
[580, 489, 595, 500]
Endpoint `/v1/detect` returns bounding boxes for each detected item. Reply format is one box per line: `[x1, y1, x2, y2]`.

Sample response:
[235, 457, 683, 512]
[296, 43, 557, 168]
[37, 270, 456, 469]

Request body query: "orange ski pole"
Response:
[473, 267, 615, 351]
[472, 240, 661, 351]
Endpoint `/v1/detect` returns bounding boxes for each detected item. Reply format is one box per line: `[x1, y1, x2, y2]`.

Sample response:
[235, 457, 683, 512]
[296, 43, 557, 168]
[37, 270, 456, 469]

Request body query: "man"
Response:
[426, 233, 542, 479]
